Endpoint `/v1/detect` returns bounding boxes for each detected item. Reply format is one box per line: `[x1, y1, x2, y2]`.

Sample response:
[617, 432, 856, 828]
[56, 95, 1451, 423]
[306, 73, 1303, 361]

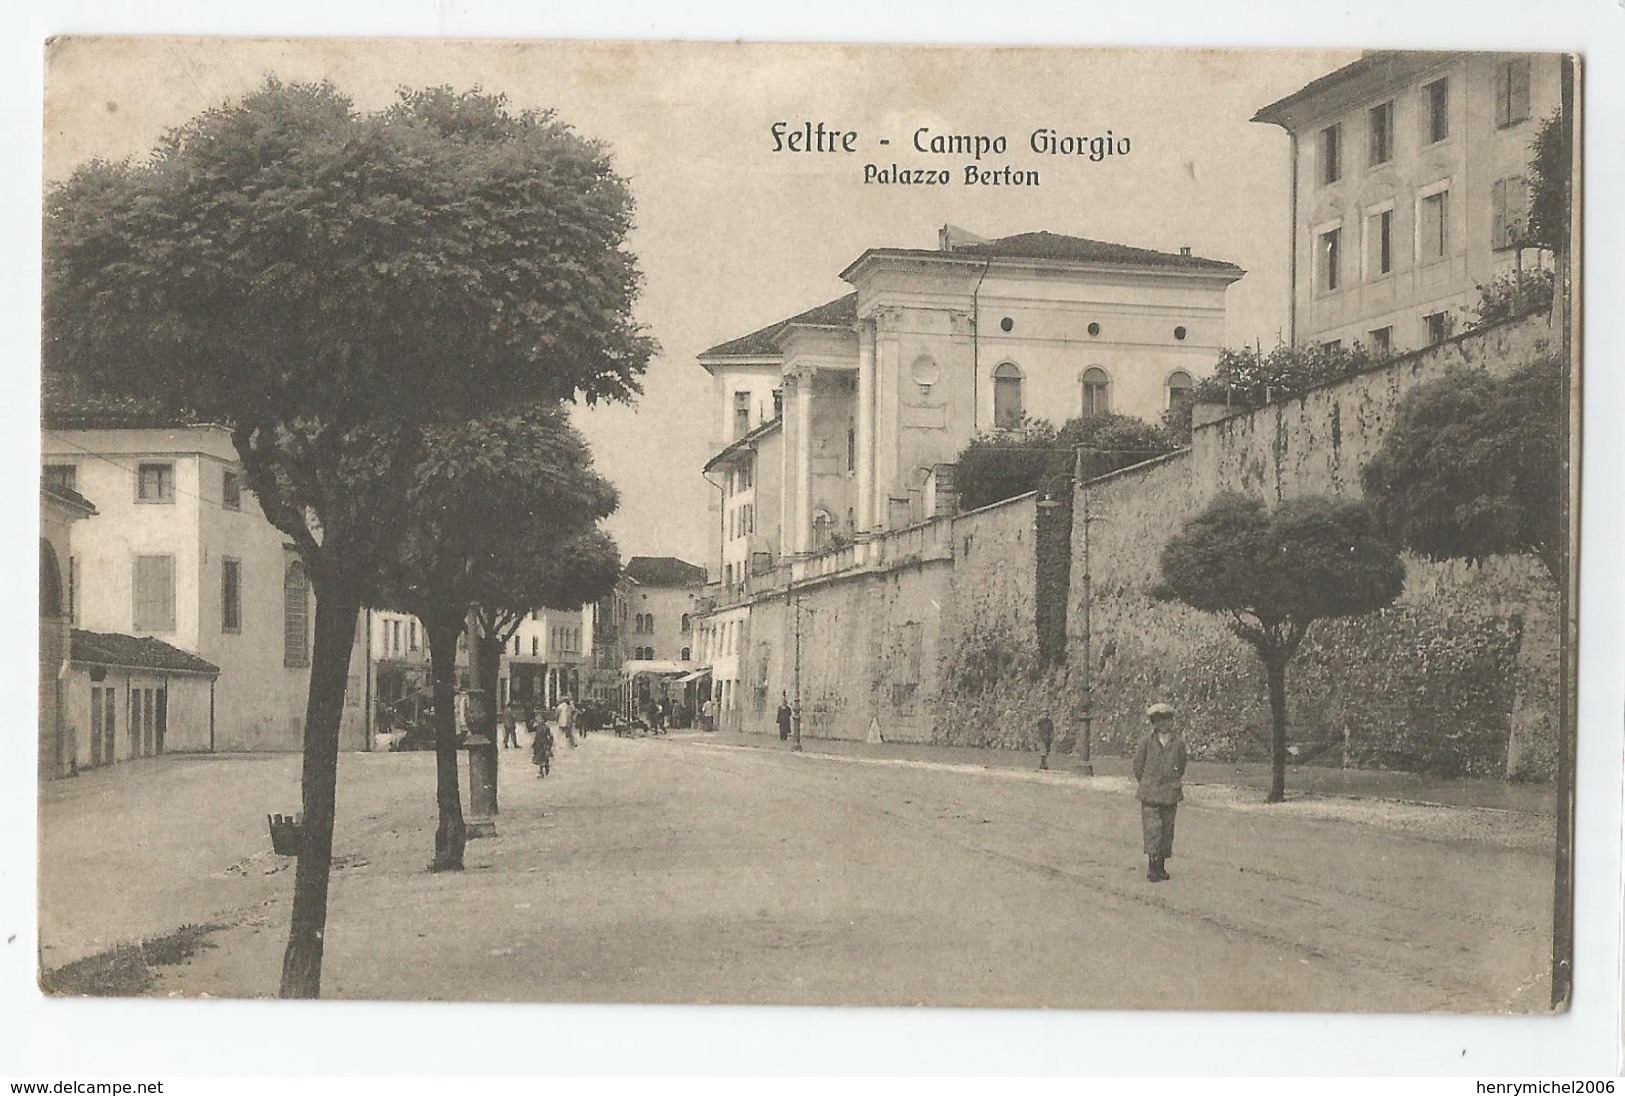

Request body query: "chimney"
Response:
[939, 224, 990, 252]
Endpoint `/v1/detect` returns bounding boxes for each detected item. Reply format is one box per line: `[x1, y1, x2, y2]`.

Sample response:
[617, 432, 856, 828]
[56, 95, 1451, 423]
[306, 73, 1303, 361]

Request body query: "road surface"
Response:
[38, 733, 1553, 1010]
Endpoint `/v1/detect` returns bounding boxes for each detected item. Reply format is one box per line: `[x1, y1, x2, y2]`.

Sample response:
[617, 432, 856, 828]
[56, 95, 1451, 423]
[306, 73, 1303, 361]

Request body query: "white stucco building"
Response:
[42, 419, 369, 754]
[1252, 50, 1562, 351]
[698, 225, 1242, 580]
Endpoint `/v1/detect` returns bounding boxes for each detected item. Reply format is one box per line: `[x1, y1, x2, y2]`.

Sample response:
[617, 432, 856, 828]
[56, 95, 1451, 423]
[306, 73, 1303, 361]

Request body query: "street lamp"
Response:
[791, 586, 806, 752]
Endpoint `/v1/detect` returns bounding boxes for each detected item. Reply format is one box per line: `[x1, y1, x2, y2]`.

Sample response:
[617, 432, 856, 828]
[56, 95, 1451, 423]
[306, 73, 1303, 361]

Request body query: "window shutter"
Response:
[1511, 59, 1531, 124]
[1495, 63, 1511, 127]
[1492, 178, 1507, 249]
[134, 555, 175, 632]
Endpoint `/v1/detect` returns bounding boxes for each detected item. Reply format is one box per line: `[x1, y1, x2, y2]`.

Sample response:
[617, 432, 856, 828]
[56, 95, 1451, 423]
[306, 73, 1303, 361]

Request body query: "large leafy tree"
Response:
[379, 409, 622, 873]
[1156, 494, 1404, 802]
[954, 413, 1176, 512]
[1360, 358, 1564, 582]
[43, 79, 653, 996]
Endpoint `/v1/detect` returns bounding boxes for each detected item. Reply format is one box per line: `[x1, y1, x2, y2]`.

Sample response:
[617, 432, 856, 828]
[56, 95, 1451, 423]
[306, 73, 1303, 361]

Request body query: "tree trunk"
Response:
[279, 577, 362, 999]
[425, 613, 466, 873]
[475, 631, 504, 814]
[1264, 653, 1289, 804]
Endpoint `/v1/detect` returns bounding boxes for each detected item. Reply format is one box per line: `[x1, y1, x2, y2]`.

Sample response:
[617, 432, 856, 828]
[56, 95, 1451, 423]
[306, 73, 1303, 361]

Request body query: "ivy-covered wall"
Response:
[1058, 314, 1560, 779]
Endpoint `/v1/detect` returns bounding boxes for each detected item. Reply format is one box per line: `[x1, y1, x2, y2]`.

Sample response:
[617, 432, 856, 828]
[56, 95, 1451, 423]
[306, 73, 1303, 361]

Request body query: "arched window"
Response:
[1081, 367, 1111, 417]
[812, 508, 835, 551]
[681, 647, 691, 661]
[1166, 369, 1195, 415]
[39, 540, 63, 619]
[283, 560, 310, 667]
[993, 362, 1024, 429]
[681, 613, 691, 633]
[646, 614, 656, 633]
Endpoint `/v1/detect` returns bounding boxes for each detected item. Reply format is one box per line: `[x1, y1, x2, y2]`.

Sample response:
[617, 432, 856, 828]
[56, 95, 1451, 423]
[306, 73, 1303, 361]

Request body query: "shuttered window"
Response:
[1492, 176, 1529, 250]
[133, 555, 176, 633]
[1495, 58, 1531, 128]
[222, 558, 242, 632]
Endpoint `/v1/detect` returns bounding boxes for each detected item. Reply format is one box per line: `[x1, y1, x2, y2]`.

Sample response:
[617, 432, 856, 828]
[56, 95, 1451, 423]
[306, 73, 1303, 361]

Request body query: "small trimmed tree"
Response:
[1156, 493, 1405, 802]
[1361, 358, 1564, 583]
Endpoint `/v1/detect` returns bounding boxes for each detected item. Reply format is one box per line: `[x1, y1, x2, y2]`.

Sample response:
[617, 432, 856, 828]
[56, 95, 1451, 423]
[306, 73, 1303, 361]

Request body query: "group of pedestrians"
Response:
[493, 696, 580, 779]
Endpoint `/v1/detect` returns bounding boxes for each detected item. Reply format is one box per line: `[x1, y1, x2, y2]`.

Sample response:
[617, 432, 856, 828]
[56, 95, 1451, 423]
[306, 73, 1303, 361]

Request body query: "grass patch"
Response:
[41, 922, 226, 997]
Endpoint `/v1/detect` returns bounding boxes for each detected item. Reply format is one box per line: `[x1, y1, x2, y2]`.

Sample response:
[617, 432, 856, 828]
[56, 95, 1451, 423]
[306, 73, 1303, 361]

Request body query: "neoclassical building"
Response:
[694, 225, 1243, 728]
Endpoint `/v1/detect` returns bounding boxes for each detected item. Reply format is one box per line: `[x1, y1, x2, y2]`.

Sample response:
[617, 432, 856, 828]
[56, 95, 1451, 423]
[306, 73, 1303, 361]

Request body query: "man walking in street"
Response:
[1133, 702, 1187, 882]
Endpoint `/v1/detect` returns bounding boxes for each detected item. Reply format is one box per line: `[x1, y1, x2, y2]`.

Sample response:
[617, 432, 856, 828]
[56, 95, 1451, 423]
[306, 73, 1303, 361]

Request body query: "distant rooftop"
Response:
[850, 228, 1242, 274]
[71, 629, 220, 676]
[699, 294, 858, 360]
[43, 371, 205, 431]
[1252, 51, 1461, 131]
[42, 481, 96, 514]
[624, 556, 708, 587]
[704, 415, 783, 472]
[701, 228, 1240, 361]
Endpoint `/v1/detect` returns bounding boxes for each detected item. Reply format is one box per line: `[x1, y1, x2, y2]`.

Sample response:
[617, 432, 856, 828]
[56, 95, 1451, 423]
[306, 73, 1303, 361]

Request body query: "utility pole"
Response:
[1075, 446, 1095, 776]
[792, 586, 803, 752]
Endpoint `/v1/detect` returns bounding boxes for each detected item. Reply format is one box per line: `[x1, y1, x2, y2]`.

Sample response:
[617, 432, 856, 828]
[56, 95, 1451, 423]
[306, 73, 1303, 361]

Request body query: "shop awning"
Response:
[675, 668, 712, 684]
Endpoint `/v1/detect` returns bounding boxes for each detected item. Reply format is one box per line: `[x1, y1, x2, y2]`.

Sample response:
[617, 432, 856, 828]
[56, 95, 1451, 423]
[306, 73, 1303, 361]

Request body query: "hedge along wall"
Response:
[931, 494, 1081, 750]
[1062, 313, 1559, 778]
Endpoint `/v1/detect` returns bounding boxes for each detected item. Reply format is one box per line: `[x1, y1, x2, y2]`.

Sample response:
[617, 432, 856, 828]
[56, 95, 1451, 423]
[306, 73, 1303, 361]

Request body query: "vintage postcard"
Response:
[37, 37, 1579, 1020]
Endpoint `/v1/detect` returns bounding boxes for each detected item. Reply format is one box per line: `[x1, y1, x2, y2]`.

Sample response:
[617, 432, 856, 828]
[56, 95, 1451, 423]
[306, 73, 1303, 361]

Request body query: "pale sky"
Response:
[44, 39, 1356, 569]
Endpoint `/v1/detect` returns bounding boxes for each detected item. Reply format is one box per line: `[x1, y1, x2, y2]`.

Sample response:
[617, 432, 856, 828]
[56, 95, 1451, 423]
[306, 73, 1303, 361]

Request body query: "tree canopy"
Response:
[1191, 341, 1376, 410]
[954, 413, 1177, 512]
[376, 407, 622, 873]
[42, 77, 655, 997]
[1157, 493, 1405, 801]
[1525, 110, 1568, 252]
[1360, 358, 1565, 582]
[45, 79, 654, 425]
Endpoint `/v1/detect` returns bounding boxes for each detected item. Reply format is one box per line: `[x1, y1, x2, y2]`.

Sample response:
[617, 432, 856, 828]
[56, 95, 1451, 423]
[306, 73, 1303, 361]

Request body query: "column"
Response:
[792, 367, 814, 557]
[855, 318, 876, 536]
[871, 309, 900, 530]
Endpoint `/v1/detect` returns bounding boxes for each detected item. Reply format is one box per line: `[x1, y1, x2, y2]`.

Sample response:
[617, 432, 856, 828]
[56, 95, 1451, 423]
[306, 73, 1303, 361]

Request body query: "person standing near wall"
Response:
[557, 695, 577, 748]
[1133, 702, 1187, 882]
[776, 694, 793, 742]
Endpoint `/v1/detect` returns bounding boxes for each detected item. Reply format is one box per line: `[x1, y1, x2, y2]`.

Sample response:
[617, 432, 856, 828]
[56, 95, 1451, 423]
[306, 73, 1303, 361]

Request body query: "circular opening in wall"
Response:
[1173, 325, 1188, 341]
[910, 353, 941, 388]
[1087, 322, 1101, 337]
[1000, 316, 1014, 332]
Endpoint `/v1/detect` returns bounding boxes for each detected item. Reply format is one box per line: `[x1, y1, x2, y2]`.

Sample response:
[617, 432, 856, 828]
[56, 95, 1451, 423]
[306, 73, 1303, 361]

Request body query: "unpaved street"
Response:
[39, 734, 1553, 1010]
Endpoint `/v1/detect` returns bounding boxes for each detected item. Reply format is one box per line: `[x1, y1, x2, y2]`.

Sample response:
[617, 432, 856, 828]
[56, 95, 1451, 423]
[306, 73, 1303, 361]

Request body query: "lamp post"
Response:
[1077, 475, 1094, 777]
[791, 585, 804, 752]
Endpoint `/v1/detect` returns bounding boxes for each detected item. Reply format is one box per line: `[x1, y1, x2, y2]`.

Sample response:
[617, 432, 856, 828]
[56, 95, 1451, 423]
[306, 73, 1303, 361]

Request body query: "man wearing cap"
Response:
[1133, 702, 1188, 882]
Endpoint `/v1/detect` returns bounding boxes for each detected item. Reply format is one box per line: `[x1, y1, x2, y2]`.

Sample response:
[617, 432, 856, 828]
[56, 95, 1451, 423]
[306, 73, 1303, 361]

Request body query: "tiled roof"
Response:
[704, 416, 782, 472]
[1251, 51, 1459, 129]
[624, 556, 708, 587]
[698, 293, 858, 359]
[856, 230, 1241, 273]
[71, 630, 220, 676]
[41, 482, 96, 514]
[42, 370, 206, 431]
